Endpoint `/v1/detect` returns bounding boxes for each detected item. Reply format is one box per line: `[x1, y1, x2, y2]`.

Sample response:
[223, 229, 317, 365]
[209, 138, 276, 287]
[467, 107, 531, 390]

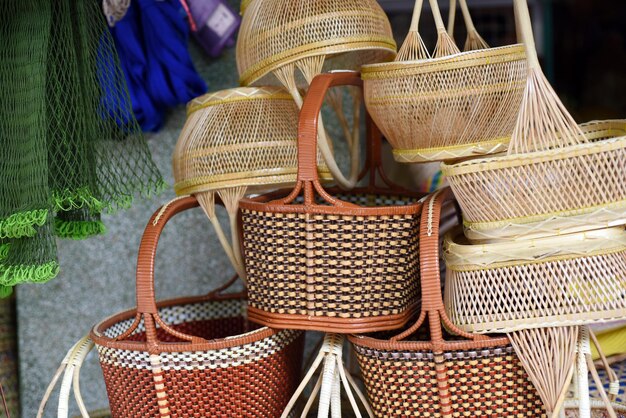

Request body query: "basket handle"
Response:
[391, 188, 489, 343]
[272, 72, 364, 207]
[132, 196, 243, 346]
[0, 381, 9, 418]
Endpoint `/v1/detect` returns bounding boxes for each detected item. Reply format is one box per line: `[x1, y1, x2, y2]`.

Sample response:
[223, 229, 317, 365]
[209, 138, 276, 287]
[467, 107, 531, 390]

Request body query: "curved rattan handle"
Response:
[273, 72, 364, 207]
[134, 196, 244, 346]
[0, 381, 9, 418]
[297, 72, 363, 183]
[392, 188, 488, 343]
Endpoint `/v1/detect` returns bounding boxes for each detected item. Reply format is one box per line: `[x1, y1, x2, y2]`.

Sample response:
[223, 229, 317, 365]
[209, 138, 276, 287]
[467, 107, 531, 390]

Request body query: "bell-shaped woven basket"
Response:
[172, 86, 331, 280]
[442, 120, 626, 241]
[239, 72, 425, 333]
[362, 0, 527, 163]
[348, 188, 545, 417]
[236, 0, 396, 189]
[90, 197, 304, 418]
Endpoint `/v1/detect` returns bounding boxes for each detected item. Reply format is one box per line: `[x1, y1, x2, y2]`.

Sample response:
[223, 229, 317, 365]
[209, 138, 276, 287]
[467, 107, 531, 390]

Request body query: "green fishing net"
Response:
[0, 0, 166, 296]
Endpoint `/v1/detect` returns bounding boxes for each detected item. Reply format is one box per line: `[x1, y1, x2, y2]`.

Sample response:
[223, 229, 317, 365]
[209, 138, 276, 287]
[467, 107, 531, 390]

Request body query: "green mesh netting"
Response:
[0, 0, 166, 295]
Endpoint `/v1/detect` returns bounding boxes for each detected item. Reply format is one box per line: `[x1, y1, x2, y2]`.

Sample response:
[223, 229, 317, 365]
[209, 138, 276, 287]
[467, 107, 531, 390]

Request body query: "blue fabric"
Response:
[109, 0, 207, 132]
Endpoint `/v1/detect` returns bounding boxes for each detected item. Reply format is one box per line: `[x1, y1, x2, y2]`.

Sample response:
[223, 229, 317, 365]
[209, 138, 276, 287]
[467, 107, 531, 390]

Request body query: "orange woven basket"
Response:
[239, 72, 425, 333]
[349, 188, 546, 417]
[90, 197, 304, 418]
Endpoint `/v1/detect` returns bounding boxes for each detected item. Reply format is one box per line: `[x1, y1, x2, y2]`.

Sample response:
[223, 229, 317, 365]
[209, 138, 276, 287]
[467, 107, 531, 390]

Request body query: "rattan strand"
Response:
[442, 120, 626, 241]
[444, 227, 626, 334]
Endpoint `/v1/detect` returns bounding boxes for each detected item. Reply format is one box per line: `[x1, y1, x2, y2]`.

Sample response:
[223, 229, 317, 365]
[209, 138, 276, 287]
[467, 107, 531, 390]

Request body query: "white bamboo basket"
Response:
[361, 0, 527, 163]
[444, 226, 626, 334]
[442, 119, 626, 241]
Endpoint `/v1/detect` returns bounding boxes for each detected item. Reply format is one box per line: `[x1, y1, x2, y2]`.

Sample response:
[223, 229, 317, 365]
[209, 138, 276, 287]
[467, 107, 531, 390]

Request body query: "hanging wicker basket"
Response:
[90, 197, 304, 418]
[362, 0, 527, 163]
[239, 72, 425, 333]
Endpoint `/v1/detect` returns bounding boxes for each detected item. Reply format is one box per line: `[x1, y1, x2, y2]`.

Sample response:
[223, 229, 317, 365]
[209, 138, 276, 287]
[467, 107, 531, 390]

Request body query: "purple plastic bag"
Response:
[184, 0, 240, 58]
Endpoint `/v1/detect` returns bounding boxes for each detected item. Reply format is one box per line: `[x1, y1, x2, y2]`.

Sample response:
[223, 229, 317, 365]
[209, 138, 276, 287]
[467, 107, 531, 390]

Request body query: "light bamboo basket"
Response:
[236, 0, 396, 189]
[362, 0, 527, 163]
[444, 226, 626, 416]
[444, 226, 626, 334]
[443, 0, 626, 241]
[172, 86, 331, 279]
[442, 119, 626, 241]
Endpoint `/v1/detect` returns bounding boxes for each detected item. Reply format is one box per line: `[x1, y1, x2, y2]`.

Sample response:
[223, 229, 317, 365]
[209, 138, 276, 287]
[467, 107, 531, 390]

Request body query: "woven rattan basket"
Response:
[348, 188, 545, 417]
[362, 0, 527, 163]
[90, 197, 304, 418]
[442, 119, 626, 241]
[444, 226, 626, 334]
[239, 72, 425, 333]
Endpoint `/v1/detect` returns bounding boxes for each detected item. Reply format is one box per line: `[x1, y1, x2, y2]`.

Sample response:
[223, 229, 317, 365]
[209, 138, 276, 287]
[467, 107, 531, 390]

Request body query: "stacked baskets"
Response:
[38, 0, 626, 417]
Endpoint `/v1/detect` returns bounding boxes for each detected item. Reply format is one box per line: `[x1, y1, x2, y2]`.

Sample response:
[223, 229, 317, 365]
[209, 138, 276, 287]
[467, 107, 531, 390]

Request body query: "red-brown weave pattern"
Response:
[241, 202, 420, 319]
[353, 343, 546, 417]
[122, 317, 248, 343]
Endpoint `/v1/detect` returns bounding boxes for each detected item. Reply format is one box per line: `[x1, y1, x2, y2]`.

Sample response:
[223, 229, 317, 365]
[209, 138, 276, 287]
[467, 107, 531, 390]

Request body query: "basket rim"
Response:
[238, 185, 425, 216]
[173, 168, 334, 196]
[391, 137, 509, 163]
[442, 122, 626, 176]
[347, 333, 511, 352]
[239, 40, 396, 86]
[186, 86, 294, 115]
[90, 294, 285, 353]
[444, 226, 626, 269]
[361, 43, 525, 79]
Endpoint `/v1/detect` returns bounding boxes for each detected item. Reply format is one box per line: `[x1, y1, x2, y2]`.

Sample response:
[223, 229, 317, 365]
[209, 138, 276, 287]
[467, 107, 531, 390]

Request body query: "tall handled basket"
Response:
[90, 196, 304, 418]
[239, 72, 425, 333]
[349, 188, 545, 417]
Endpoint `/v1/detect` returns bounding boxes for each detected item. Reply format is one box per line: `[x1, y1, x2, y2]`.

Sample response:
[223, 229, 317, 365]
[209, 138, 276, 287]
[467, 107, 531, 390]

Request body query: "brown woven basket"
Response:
[239, 72, 425, 333]
[348, 188, 546, 417]
[442, 117, 626, 241]
[90, 196, 304, 418]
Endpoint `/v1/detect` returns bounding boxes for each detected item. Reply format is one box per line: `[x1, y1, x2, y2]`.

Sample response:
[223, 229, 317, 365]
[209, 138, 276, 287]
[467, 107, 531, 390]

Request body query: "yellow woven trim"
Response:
[174, 168, 333, 195]
[187, 93, 294, 115]
[451, 308, 626, 334]
[441, 134, 626, 176]
[463, 199, 626, 231]
[239, 37, 396, 86]
[176, 139, 297, 160]
[392, 138, 509, 162]
[362, 44, 526, 79]
[448, 246, 626, 272]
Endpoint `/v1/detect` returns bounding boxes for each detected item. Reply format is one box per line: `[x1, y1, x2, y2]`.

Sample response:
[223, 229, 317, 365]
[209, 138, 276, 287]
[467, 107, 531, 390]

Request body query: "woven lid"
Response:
[173, 86, 330, 195]
[236, 0, 396, 86]
[444, 226, 626, 271]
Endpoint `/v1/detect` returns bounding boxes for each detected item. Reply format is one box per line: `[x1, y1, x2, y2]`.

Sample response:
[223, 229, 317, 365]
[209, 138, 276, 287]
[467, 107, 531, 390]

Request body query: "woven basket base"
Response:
[247, 305, 418, 334]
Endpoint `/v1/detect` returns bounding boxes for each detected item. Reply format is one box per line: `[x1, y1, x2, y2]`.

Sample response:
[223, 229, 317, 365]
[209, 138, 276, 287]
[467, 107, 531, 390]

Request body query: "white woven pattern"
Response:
[445, 244, 626, 333]
[99, 299, 246, 339]
[96, 329, 301, 370]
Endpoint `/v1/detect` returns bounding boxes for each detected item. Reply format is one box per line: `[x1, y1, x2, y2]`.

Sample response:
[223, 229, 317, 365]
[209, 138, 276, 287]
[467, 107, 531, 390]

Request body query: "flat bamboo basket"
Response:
[442, 119, 626, 241]
[444, 226, 626, 334]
